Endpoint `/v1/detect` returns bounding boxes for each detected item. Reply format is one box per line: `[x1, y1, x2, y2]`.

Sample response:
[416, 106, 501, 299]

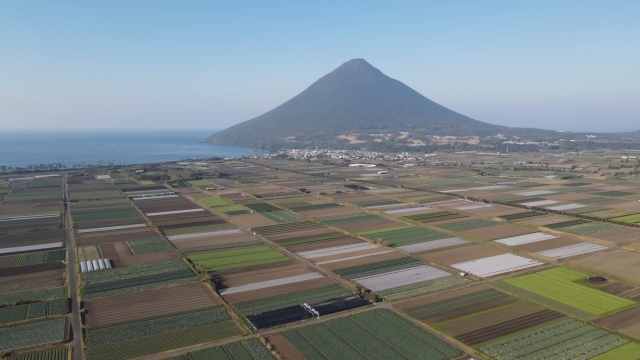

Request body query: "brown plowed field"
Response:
[302, 207, 362, 219]
[420, 244, 507, 266]
[455, 309, 564, 346]
[209, 260, 301, 279]
[153, 216, 226, 229]
[322, 251, 405, 271]
[515, 236, 583, 252]
[77, 229, 159, 246]
[224, 277, 337, 304]
[426, 297, 518, 324]
[231, 214, 276, 228]
[287, 237, 364, 253]
[147, 211, 212, 222]
[0, 255, 16, 269]
[0, 220, 63, 234]
[599, 282, 640, 301]
[396, 284, 490, 311]
[571, 250, 640, 283]
[215, 265, 313, 288]
[595, 306, 640, 340]
[462, 224, 534, 241]
[264, 333, 305, 360]
[517, 214, 574, 226]
[112, 250, 181, 267]
[172, 233, 259, 250]
[84, 282, 219, 326]
[596, 228, 640, 244]
[74, 217, 143, 230]
[335, 219, 404, 233]
[0, 261, 65, 277]
[267, 228, 338, 243]
[311, 248, 391, 264]
[0, 268, 64, 288]
[98, 243, 120, 259]
[441, 302, 543, 336]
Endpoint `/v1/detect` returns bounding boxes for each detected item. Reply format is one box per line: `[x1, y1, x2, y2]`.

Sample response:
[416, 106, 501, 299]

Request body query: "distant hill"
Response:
[207, 59, 569, 150]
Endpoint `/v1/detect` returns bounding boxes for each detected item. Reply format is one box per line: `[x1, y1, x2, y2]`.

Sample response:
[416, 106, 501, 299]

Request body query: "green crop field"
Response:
[361, 226, 450, 247]
[126, 237, 172, 255]
[611, 213, 640, 224]
[190, 339, 274, 360]
[8, 345, 69, 360]
[0, 318, 67, 352]
[282, 309, 462, 359]
[503, 268, 635, 316]
[559, 222, 617, 235]
[197, 197, 232, 208]
[88, 320, 243, 360]
[334, 257, 423, 279]
[187, 246, 289, 272]
[163, 223, 236, 236]
[234, 284, 351, 315]
[594, 191, 637, 197]
[259, 210, 303, 223]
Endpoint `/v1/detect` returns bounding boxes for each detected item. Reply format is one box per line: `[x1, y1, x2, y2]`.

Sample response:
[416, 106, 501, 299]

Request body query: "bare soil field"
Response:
[302, 206, 362, 218]
[211, 262, 308, 288]
[286, 237, 363, 253]
[441, 301, 543, 335]
[420, 244, 507, 266]
[263, 333, 305, 360]
[607, 201, 640, 212]
[0, 255, 15, 269]
[112, 250, 181, 267]
[0, 261, 65, 277]
[594, 228, 640, 245]
[231, 214, 276, 228]
[84, 282, 219, 326]
[599, 282, 640, 301]
[571, 250, 640, 283]
[455, 309, 564, 346]
[99, 241, 132, 259]
[267, 228, 339, 243]
[153, 216, 226, 229]
[463, 206, 522, 217]
[516, 214, 574, 226]
[462, 224, 534, 241]
[336, 219, 404, 233]
[74, 217, 144, 230]
[514, 237, 583, 253]
[322, 251, 405, 271]
[546, 193, 594, 201]
[595, 305, 640, 340]
[224, 277, 336, 304]
[77, 229, 159, 246]
[0, 268, 65, 288]
[396, 284, 492, 311]
[311, 247, 391, 264]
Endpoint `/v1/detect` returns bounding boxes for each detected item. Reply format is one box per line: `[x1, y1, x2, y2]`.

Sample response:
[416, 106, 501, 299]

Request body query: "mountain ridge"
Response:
[208, 59, 631, 150]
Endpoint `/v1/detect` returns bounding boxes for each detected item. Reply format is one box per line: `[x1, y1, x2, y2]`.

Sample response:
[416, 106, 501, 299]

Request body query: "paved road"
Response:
[64, 177, 84, 360]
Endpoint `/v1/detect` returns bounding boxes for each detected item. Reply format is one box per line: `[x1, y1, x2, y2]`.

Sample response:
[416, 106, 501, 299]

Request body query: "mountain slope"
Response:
[208, 59, 531, 149]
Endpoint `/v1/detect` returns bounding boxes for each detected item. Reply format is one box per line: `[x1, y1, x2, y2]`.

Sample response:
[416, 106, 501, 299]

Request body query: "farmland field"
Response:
[280, 309, 462, 359]
[502, 268, 635, 316]
[187, 245, 290, 272]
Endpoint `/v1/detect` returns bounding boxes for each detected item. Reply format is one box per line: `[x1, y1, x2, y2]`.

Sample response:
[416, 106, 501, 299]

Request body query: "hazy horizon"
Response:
[1, 1, 638, 133]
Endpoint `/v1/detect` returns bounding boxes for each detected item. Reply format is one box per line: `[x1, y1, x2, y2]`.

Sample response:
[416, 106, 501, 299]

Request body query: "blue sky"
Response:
[1, 1, 638, 132]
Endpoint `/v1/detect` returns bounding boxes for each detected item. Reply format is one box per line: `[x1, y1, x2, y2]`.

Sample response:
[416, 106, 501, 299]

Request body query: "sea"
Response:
[0, 129, 263, 168]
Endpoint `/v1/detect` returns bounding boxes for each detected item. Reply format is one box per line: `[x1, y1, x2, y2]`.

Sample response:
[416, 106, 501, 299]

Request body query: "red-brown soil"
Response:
[84, 282, 219, 326]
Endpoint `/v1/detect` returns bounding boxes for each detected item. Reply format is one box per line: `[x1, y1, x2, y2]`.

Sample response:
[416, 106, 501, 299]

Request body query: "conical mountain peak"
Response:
[208, 59, 515, 150]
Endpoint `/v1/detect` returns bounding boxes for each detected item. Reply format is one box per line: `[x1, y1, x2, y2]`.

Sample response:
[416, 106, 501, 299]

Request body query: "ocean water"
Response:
[0, 129, 262, 168]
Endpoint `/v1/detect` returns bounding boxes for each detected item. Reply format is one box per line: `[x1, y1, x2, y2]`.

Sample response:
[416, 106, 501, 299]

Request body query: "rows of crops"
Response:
[244, 203, 281, 213]
[480, 319, 629, 360]
[334, 257, 424, 279]
[0, 299, 67, 324]
[10, 250, 65, 267]
[320, 212, 381, 225]
[82, 259, 198, 299]
[361, 226, 450, 247]
[404, 289, 508, 319]
[190, 339, 274, 360]
[181, 240, 263, 254]
[288, 202, 342, 212]
[187, 245, 290, 272]
[499, 211, 545, 220]
[234, 284, 352, 315]
[0, 318, 67, 352]
[503, 268, 635, 316]
[251, 221, 324, 236]
[435, 218, 498, 232]
[282, 309, 462, 360]
[611, 213, 640, 224]
[126, 237, 172, 254]
[260, 210, 303, 223]
[377, 275, 472, 301]
[8, 345, 69, 360]
[87, 306, 230, 345]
